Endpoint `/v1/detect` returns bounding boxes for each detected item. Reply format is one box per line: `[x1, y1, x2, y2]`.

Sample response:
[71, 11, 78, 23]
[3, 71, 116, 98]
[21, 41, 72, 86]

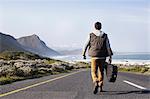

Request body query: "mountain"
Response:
[17, 34, 59, 57]
[0, 32, 26, 52]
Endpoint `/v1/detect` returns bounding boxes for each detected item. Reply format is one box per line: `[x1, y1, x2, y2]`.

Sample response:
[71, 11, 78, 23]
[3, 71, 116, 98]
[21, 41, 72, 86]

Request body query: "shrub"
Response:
[44, 59, 57, 64]
[65, 65, 74, 70]
[75, 61, 90, 68]
[0, 51, 42, 60]
[52, 67, 66, 73]
[140, 67, 149, 73]
[118, 66, 150, 73]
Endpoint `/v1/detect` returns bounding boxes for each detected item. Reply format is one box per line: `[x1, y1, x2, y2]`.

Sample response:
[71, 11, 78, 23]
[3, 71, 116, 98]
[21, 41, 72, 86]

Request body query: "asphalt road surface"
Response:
[0, 69, 150, 99]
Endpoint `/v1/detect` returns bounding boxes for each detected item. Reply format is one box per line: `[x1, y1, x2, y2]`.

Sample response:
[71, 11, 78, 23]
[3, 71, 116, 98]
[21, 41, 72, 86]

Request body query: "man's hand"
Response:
[108, 56, 112, 64]
[83, 55, 86, 59]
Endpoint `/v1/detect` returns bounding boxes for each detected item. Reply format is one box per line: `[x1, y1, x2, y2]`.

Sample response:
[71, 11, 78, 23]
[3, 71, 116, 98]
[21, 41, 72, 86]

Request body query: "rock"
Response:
[14, 62, 24, 68]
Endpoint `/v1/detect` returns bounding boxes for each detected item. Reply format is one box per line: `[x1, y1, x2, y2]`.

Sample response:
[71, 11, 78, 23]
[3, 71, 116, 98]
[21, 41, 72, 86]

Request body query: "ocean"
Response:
[52, 53, 150, 64]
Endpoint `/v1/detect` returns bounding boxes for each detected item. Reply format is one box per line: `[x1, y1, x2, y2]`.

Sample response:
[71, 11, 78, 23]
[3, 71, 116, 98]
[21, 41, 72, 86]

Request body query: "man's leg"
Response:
[91, 58, 98, 83]
[97, 59, 105, 91]
[91, 58, 99, 94]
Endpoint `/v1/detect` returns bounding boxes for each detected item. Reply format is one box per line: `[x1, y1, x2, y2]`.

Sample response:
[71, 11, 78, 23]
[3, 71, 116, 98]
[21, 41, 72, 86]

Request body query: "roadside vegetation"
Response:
[0, 51, 90, 85]
[0, 51, 43, 60]
[116, 64, 150, 74]
[74, 61, 91, 69]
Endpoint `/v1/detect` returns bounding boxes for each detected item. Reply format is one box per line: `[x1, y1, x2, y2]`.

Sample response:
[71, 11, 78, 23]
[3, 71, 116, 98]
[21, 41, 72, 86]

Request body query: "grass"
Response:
[0, 76, 25, 85]
[44, 58, 61, 64]
[118, 66, 150, 74]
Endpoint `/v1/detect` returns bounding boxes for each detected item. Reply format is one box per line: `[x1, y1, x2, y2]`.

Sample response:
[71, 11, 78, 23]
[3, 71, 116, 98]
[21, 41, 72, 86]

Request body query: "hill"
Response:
[17, 34, 59, 57]
[0, 32, 25, 52]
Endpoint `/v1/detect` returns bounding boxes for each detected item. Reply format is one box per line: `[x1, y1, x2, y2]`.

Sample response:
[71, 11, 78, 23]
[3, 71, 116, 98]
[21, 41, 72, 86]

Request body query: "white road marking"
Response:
[123, 80, 147, 90]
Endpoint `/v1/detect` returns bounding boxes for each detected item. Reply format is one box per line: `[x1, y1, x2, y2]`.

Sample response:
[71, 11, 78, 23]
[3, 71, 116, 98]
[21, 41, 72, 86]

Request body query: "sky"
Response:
[0, 0, 150, 52]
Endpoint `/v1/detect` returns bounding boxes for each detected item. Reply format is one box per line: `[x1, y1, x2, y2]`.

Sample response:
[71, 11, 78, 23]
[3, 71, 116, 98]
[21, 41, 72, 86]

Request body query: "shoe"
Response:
[93, 81, 99, 94]
[100, 86, 103, 92]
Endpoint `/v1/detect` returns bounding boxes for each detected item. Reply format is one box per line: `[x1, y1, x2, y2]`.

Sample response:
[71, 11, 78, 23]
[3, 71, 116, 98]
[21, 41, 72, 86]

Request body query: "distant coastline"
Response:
[52, 53, 150, 66]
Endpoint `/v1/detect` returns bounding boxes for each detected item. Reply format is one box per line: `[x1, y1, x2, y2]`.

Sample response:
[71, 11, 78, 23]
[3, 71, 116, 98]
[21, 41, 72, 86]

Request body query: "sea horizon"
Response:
[51, 52, 150, 65]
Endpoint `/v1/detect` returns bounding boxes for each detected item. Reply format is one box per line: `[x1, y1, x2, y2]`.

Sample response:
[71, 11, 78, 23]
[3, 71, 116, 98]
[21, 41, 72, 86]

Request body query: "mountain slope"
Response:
[17, 34, 59, 57]
[0, 32, 25, 52]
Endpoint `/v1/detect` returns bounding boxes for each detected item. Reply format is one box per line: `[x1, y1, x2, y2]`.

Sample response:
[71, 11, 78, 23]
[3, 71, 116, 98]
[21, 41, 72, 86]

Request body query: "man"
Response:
[82, 22, 113, 94]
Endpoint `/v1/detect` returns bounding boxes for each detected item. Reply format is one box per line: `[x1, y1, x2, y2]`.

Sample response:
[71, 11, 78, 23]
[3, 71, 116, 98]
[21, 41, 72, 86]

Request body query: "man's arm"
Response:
[106, 36, 113, 63]
[82, 35, 90, 59]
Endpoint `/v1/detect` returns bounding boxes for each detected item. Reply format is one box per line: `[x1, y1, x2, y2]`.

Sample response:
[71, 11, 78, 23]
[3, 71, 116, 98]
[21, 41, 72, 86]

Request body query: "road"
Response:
[0, 69, 150, 99]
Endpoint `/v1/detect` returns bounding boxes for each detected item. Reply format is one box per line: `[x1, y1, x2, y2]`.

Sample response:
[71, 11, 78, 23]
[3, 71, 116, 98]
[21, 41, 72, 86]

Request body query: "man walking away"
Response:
[82, 22, 113, 94]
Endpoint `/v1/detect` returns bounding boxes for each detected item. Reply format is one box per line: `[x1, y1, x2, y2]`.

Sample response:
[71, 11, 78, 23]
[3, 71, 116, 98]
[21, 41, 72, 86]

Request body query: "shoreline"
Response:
[51, 54, 150, 66]
[68, 59, 150, 66]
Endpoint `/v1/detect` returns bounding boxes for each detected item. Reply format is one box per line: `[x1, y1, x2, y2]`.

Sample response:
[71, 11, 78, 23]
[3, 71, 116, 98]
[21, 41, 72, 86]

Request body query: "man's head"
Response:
[94, 22, 102, 30]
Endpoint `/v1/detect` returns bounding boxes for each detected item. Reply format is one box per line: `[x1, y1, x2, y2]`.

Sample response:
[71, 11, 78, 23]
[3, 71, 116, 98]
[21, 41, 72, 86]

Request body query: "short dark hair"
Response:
[95, 22, 102, 30]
